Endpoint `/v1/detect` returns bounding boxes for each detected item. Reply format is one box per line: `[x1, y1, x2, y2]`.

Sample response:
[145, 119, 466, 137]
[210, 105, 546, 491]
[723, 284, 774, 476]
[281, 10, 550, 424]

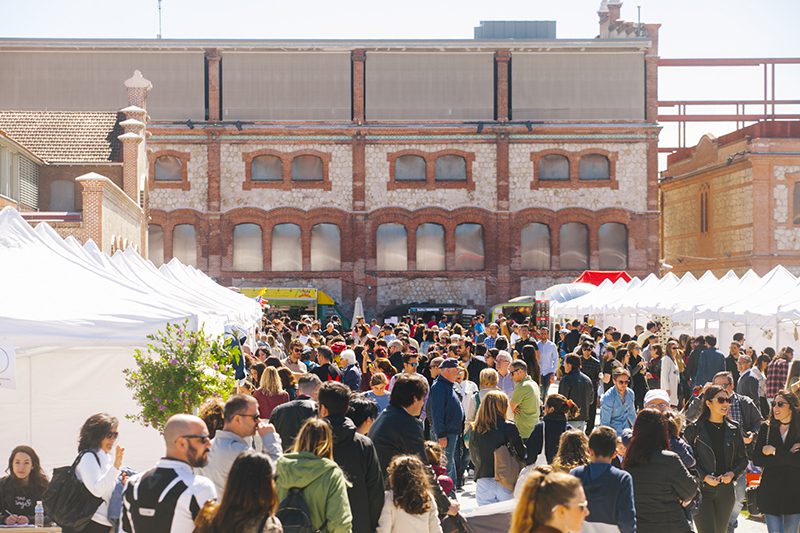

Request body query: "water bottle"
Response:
[34, 500, 44, 528]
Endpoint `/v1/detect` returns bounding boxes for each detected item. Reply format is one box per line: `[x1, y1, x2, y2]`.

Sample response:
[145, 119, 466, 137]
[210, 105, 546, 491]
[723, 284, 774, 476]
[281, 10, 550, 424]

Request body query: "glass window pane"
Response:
[377, 223, 407, 271]
[251, 155, 282, 181]
[538, 155, 569, 181]
[435, 155, 467, 181]
[521, 223, 550, 270]
[395, 155, 426, 181]
[291, 155, 323, 181]
[271, 223, 302, 271]
[455, 223, 484, 270]
[49, 179, 75, 211]
[154, 155, 183, 181]
[579, 154, 610, 180]
[148, 225, 164, 266]
[311, 223, 341, 271]
[416, 223, 445, 271]
[172, 224, 197, 266]
[560, 223, 588, 270]
[793, 184, 800, 225]
[599, 222, 628, 269]
[233, 223, 263, 271]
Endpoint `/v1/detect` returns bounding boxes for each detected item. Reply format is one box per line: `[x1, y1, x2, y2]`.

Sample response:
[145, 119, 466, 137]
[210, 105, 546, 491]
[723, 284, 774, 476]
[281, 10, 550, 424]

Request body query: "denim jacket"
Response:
[600, 387, 637, 435]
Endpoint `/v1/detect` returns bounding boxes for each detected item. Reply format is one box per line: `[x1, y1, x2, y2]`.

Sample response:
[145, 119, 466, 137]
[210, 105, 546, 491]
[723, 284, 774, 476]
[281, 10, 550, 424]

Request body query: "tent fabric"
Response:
[573, 270, 632, 285]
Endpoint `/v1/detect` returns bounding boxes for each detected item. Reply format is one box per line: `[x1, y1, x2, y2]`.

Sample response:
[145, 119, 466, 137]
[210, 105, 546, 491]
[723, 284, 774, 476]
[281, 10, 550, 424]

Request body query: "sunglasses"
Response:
[714, 397, 732, 404]
[180, 434, 211, 444]
[405, 362, 419, 367]
[237, 412, 260, 422]
[616, 380, 629, 385]
[106, 431, 119, 439]
[774, 400, 789, 408]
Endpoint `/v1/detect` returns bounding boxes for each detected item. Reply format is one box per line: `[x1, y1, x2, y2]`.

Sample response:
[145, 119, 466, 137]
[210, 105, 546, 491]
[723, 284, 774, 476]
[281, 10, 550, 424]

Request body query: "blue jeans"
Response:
[443, 433, 460, 490]
[727, 474, 746, 533]
[476, 477, 514, 506]
[541, 374, 554, 405]
[765, 513, 800, 533]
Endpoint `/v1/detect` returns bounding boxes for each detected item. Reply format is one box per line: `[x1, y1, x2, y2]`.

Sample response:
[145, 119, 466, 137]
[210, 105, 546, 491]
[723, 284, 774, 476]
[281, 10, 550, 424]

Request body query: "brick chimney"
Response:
[118, 71, 152, 205]
[598, 0, 623, 38]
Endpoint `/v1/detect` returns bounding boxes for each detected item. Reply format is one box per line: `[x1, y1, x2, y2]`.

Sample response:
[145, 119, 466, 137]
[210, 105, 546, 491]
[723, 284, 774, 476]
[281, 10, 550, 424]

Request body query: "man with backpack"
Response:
[311, 346, 341, 383]
[121, 415, 217, 533]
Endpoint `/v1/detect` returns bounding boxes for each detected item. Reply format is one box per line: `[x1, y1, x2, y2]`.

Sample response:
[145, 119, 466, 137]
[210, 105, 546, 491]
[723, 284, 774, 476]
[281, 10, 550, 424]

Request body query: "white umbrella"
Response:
[352, 296, 365, 325]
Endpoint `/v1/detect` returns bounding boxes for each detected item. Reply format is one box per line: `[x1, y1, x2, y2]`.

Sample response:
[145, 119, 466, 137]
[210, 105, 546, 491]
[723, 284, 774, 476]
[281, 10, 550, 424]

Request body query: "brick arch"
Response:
[148, 149, 191, 191]
[511, 208, 558, 271]
[386, 148, 476, 191]
[575, 148, 618, 186]
[150, 209, 208, 268]
[220, 208, 269, 272]
[531, 149, 572, 186]
[240, 148, 332, 191]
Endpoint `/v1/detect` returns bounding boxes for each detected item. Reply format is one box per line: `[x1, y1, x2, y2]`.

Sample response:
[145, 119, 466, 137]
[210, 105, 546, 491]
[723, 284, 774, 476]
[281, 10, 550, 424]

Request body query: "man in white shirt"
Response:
[538, 329, 559, 403]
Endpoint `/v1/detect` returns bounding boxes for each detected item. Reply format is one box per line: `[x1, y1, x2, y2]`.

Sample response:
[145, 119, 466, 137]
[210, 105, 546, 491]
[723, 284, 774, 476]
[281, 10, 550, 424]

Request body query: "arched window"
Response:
[699, 186, 710, 233]
[435, 155, 467, 181]
[520, 223, 551, 270]
[376, 223, 407, 271]
[395, 155, 426, 181]
[148, 225, 164, 266]
[538, 154, 569, 181]
[154, 155, 183, 181]
[794, 183, 800, 225]
[311, 223, 341, 271]
[271, 223, 302, 271]
[598, 222, 628, 269]
[251, 155, 283, 181]
[291, 155, 323, 181]
[172, 224, 197, 266]
[233, 223, 263, 271]
[49, 179, 75, 211]
[559, 222, 589, 270]
[579, 154, 610, 180]
[416, 223, 446, 271]
[455, 223, 485, 270]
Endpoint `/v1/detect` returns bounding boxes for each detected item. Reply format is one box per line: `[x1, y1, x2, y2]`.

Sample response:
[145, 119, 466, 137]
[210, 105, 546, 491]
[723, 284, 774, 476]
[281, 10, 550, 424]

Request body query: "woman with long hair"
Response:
[253, 366, 290, 419]
[275, 418, 352, 533]
[511, 470, 589, 533]
[551, 429, 590, 473]
[623, 408, 698, 533]
[683, 386, 747, 533]
[0, 446, 49, 526]
[752, 389, 800, 533]
[529, 394, 580, 464]
[662, 341, 681, 407]
[376, 455, 442, 533]
[469, 391, 526, 505]
[194, 451, 282, 532]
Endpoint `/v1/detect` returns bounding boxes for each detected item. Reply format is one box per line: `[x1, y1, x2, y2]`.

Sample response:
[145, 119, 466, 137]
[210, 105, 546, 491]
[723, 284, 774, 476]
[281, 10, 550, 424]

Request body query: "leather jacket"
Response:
[684, 417, 748, 484]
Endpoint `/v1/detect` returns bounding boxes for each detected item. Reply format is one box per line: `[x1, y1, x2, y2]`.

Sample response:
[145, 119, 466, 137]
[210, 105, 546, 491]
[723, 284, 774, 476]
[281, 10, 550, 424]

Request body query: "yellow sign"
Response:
[240, 287, 335, 305]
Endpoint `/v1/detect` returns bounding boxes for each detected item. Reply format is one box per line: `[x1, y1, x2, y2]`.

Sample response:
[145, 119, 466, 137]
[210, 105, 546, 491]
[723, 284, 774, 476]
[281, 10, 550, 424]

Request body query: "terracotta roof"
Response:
[0, 111, 122, 164]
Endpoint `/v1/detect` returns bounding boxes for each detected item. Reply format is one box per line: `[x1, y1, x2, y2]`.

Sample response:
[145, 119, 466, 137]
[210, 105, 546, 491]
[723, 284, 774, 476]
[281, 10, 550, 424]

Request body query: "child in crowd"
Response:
[424, 441, 454, 496]
[376, 455, 442, 533]
[365, 372, 391, 414]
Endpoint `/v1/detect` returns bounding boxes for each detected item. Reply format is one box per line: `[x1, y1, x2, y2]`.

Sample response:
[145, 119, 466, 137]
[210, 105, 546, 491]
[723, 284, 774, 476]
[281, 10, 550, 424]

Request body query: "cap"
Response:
[331, 341, 347, 354]
[439, 358, 460, 369]
[644, 389, 671, 406]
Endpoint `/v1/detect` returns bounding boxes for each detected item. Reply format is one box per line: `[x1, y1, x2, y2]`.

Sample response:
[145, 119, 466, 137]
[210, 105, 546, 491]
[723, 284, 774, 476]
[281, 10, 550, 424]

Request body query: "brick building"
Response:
[661, 121, 800, 276]
[0, 2, 661, 316]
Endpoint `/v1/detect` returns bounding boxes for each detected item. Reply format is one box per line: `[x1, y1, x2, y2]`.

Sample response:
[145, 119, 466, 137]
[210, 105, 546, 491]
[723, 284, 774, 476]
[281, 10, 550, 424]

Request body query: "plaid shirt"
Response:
[766, 358, 788, 398]
[729, 393, 743, 426]
[484, 335, 498, 350]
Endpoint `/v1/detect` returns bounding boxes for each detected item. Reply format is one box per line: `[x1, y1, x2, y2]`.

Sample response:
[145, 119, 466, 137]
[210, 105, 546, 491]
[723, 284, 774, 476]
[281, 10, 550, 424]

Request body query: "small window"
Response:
[395, 155, 426, 181]
[310, 223, 341, 271]
[291, 155, 323, 181]
[579, 154, 610, 181]
[251, 155, 283, 182]
[455, 223, 484, 270]
[521, 223, 551, 270]
[154, 155, 183, 181]
[233, 223, 263, 271]
[792, 184, 800, 225]
[376, 223, 408, 271]
[49, 179, 75, 211]
[172, 224, 197, 267]
[560, 223, 589, 270]
[435, 155, 467, 181]
[599, 222, 628, 270]
[538, 154, 569, 181]
[416, 223, 446, 271]
[148, 225, 164, 266]
[271, 223, 302, 271]
[700, 188, 709, 233]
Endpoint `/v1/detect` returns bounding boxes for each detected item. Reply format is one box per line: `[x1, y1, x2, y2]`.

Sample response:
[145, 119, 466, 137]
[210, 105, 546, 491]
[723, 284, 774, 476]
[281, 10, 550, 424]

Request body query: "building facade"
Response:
[0, 3, 661, 316]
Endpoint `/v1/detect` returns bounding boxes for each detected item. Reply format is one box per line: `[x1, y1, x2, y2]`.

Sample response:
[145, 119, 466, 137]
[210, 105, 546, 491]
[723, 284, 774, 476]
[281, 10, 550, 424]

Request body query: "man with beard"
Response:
[122, 415, 217, 533]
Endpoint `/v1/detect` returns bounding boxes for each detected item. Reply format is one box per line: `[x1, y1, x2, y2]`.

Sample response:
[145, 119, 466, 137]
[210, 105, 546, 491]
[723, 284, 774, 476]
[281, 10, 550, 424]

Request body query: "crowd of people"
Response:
[2, 312, 800, 533]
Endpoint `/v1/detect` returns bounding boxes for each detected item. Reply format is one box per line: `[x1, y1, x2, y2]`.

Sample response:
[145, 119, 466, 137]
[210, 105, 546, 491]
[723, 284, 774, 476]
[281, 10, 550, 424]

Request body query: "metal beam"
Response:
[658, 57, 800, 66]
[658, 114, 800, 122]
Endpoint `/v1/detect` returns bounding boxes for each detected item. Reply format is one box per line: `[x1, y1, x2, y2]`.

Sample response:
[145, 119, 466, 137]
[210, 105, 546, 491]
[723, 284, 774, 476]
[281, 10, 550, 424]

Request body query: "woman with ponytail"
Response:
[529, 394, 580, 464]
[511, 470, 588, 533]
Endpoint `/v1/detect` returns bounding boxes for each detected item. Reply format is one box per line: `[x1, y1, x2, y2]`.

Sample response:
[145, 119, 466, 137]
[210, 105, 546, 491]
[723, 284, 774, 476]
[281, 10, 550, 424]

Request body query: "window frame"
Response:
[598, 222, 629, 270]
[530, 148, 618, 189]
[387, 149, 475, 191]
[149, 150, 191, 190]
[242, 149, 332, 191]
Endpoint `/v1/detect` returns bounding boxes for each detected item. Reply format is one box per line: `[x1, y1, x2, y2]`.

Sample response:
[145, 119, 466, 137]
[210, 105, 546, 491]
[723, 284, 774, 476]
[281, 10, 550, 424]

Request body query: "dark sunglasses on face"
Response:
[238, 412, 260, 422]
[715, 397, 732, 404]
[181, 434, 211, 444]
[106, 431, 119, 439]
[774, 400, 789, 408]
[616, 379, 629, 385]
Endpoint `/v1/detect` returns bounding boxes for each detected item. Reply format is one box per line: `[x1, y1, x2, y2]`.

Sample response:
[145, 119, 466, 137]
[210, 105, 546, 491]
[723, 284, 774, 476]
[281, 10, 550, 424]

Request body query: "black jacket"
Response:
[327, 415, 384, 533]
[469, 420, 526, 480]
[558, 369, 595, 421]
[368, 405, 427, 477]
[752, 421, 800, 515]
[270, 395, 318, 451]
[624, 450, 698, 533]
[467, 357, 488, 385]
[684, 418, 748, 482]
[736, 369, 760, 406]
[529, 413, 569, 464]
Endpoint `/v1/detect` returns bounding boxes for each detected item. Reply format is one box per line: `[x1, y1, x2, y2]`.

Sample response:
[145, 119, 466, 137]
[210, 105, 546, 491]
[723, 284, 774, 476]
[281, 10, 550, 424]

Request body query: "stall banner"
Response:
[0, 344, 16, 389]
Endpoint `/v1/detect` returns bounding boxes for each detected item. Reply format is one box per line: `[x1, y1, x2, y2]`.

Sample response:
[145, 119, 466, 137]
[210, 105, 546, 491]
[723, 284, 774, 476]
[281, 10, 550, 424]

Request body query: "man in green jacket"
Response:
[509, 359, 541, 463]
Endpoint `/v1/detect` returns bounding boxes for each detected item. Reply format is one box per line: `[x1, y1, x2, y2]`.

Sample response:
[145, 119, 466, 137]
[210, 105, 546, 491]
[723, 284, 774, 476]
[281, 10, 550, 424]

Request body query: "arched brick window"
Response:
[154, 155, 183, 181]
[579, 154, 610, 180]
[455, 223, 484, 270]
[521, 222, 551, 270]
[435, 155, 467, 181]
[559, 222, 589, 270]
[148, 225, 164, 266]
[538, 154, 569, 181]
[395, 155, 426, 181]
[416, 223, 446, 271]
[49, 179, 75, 211]
[172, 224, 197, 267]
[233, 223, 263, 271]
[271, 223, 302, 271]
[376, 223, 407, 271]
[311, 223, 341, 271]
[599, 222, 628, 269]
[251, 155, 282, 182]
[291, 155, 324, 181]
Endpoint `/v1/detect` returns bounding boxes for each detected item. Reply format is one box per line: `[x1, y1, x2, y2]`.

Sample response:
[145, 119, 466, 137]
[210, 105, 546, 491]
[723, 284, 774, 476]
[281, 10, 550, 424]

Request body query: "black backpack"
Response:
[43, 451, 103, 529]
[275, 487, 327, 533]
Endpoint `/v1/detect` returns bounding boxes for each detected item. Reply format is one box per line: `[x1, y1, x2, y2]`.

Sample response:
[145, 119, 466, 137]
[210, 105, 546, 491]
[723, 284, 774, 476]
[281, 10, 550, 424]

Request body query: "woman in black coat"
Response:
[752, 389, 800, 533]
[528, 393, 579, 464]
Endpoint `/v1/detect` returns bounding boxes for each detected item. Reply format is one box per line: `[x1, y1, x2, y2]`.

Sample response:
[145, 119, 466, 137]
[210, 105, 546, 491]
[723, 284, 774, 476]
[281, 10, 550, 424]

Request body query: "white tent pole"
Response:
[28, 355, 32, 445]
[776, 316, 781, 350]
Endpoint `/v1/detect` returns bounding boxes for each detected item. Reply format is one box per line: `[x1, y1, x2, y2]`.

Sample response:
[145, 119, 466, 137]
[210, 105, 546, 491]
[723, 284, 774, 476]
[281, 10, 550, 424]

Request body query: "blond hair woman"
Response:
[511, 470, 589, 533]
[253, 366, 290, 419]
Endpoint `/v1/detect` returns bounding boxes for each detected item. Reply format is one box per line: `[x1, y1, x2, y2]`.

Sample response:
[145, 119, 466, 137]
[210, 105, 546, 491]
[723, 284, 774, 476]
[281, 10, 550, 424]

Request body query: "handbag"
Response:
[43, 451, 103, 529]
[494, 442, 525, 491]
[745, 484, 761, 516]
